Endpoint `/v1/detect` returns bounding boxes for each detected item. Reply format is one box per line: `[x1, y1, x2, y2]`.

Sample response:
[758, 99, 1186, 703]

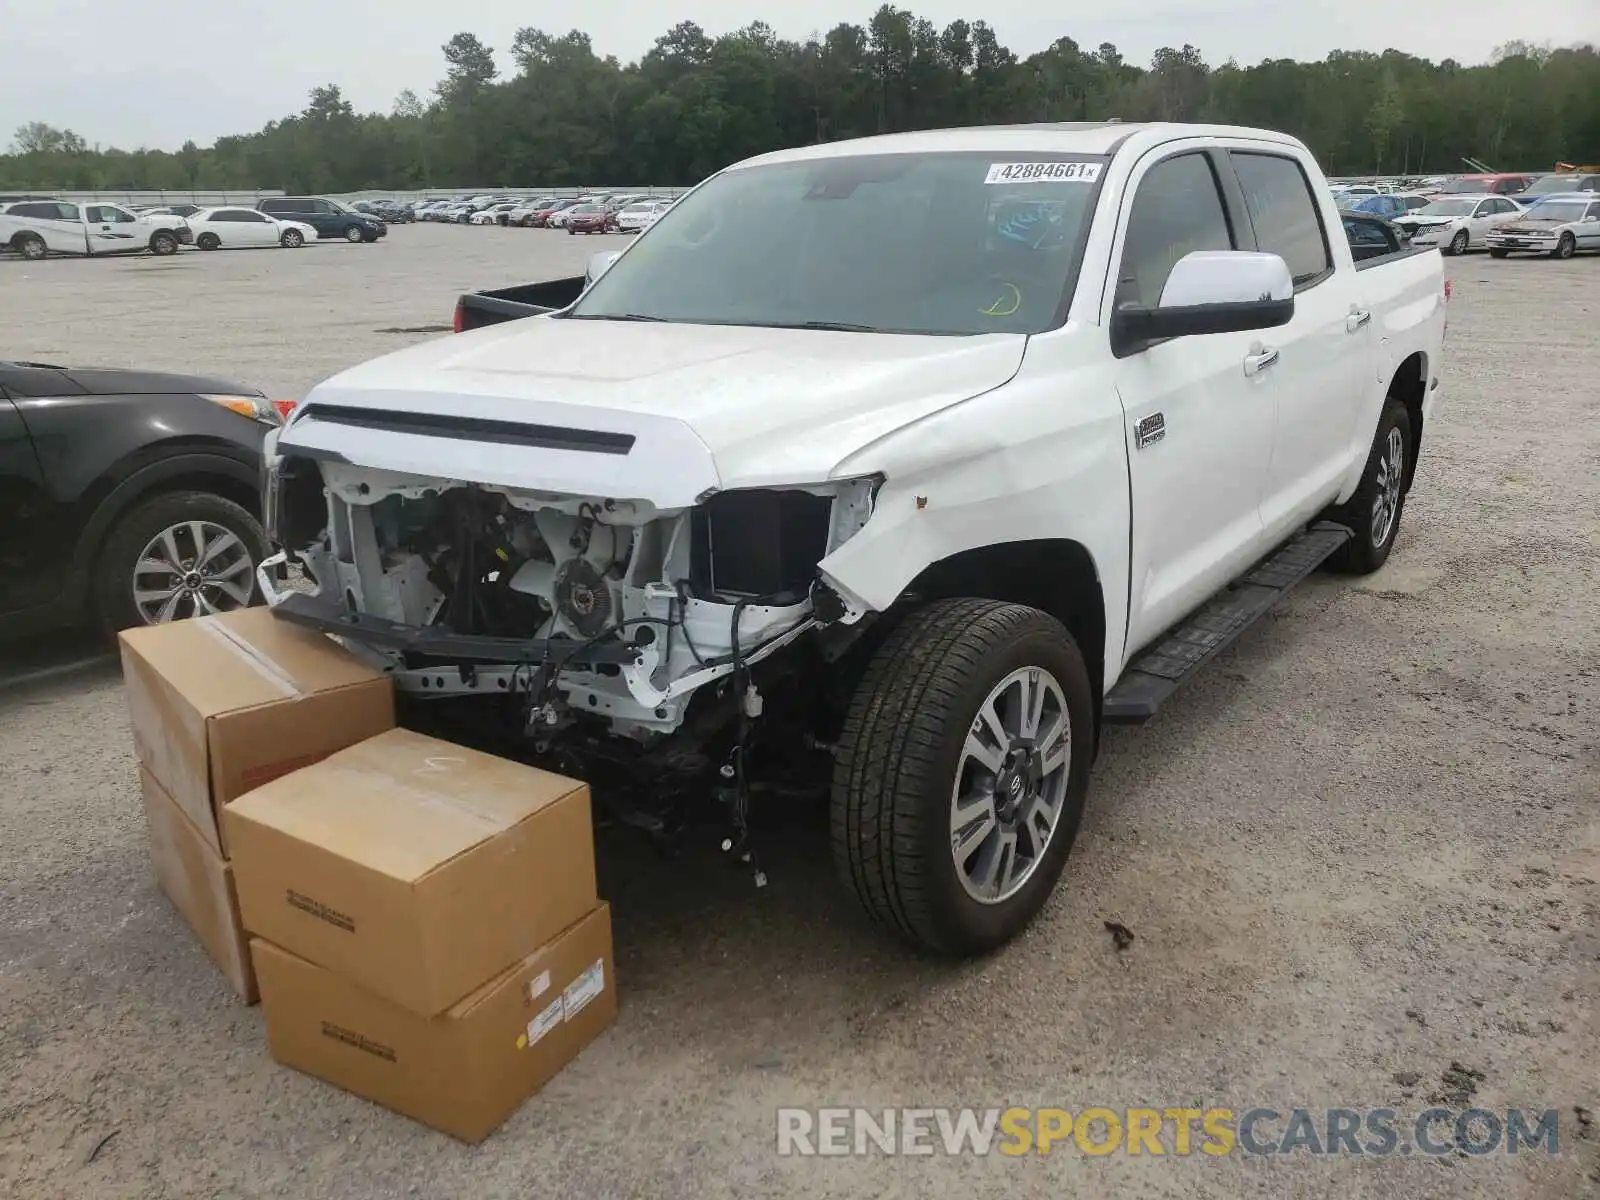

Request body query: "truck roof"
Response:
[732, 122, 1306, 170]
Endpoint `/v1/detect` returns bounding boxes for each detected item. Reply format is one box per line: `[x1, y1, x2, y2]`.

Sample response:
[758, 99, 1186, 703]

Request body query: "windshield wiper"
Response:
[566, 312, 668, 322]
[765, 320, 882, 333]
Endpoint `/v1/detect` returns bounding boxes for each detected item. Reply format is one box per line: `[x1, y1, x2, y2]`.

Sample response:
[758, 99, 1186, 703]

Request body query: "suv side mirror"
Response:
[1111, 251, 1295, 357]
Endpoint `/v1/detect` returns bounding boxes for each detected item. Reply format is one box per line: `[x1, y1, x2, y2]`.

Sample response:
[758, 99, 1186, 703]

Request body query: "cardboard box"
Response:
[120, 607, 395, 858]
[140, 767, 257, 1003]
[252, 904, 616, 1143]
[224, 728, 597, 1016]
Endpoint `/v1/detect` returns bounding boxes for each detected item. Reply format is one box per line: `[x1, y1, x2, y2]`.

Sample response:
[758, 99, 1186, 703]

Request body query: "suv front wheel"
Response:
[831, 598, 1093, 956]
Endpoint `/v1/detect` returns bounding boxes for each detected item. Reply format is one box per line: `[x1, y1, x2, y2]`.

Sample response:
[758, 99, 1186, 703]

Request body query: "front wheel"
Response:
[1325, 400, 1412, 575]
[1553, 233, 1576, 260]
[94, 490, 267, 635]
[196, 233, 220, 251]
[344, 224, 364, 242]
[149, 232, 178, 256]
[281, 228, 304, 248]
[1448, 229, 1469, 256]
[832, 599, 1093, 956]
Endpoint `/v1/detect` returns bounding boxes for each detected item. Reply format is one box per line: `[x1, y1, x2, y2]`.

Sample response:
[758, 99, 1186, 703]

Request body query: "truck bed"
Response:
[453, 276, 587, 333]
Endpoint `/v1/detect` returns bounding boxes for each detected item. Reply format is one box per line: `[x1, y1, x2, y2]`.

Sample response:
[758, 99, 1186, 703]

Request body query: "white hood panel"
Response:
[283, 317, 1026, 503]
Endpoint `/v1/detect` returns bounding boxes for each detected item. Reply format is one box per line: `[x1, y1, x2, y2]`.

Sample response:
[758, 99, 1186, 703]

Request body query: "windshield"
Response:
[1418, 199, 1478, 217]
[326, 200, 353, 214]
[1523, 176, 1584, 195]
[569, 152, 1107, 335]
[1441, 179, 1492, 193]
[1518, 199, 1586, 221]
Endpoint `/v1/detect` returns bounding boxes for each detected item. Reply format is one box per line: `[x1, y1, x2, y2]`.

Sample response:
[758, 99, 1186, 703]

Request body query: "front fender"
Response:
[819, 334, 1130, 677]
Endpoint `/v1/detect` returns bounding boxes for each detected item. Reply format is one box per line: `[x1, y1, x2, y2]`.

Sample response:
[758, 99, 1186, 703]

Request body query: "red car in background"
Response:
[565, 204, 615, 234]
[530, 199, 581, 227]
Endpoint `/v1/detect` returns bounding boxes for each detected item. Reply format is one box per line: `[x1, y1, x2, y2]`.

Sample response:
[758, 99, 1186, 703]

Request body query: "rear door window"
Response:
[1229, 152, 1333, 289]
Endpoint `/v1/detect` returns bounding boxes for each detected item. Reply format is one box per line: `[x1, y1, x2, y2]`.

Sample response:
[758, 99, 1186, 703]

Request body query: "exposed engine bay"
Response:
[262, 456, 879, 751]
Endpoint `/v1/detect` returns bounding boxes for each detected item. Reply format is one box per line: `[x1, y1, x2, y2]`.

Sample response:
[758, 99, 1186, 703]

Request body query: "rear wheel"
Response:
[196, 233, 220, 251]
[1489, 248, 1510, 259]
[1326, 400, 1412, 575]
[1553, 233, 1576, 259]
[1448, 229, 1469, 256]
[832, 599, 1093, 956]
[344, 224, 364, 242]
[15, 233, 46, 260]
[94, 491, 267, 634]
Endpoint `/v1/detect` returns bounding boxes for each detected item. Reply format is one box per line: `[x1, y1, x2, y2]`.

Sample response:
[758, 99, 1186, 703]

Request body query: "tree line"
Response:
[4, 11, 1597, 194]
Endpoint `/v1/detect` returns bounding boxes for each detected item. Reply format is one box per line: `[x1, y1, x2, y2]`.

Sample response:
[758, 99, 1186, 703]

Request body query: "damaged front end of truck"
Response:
[259, 401, 884, 841]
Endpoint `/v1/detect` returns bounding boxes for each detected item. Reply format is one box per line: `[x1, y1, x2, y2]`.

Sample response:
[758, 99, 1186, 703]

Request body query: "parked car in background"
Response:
[548, 202, 592, 229]
[1520, 171, 1600, 198]
[1341, 212, 1412, 262]
[527, 199, 576, 227]
[0, 201, 189, 259]
[471, 202, 522, 226]
[565, 204, 615, 234]
[1344, 193, 1431, 219]
[258, 197, 385, 242]
[1486, 195, 1600, 258]
[1, 359, 277, 636]
[614, 199, 673, 232]
[140, 204, 205, 219]
[508, 198, 559, 226]
[1394, 195, 1526, 255]
[1436, 173, 1533, 197]
[187, 206, 317, 250]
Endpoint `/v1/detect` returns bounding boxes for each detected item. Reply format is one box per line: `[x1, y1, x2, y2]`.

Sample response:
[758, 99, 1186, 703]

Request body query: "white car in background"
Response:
[614, 199, 673, 232]
[1393, 195, 1525, 255]
[187, 206, 317, 250]
[469, 202, 520, 226]
[1486, 195, 1600, 259]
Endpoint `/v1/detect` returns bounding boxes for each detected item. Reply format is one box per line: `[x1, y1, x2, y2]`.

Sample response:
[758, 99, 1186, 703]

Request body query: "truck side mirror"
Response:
[584, 250, 622, 287]
[1110, 251, 1295, 357]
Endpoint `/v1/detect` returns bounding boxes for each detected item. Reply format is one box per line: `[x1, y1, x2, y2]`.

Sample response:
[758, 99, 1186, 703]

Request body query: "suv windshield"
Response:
[569, 152, 1106, 335]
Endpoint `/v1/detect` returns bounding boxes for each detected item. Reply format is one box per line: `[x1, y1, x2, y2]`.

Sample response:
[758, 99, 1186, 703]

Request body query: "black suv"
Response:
[1, 361, 278, 637]
[257, 197, 386, 243]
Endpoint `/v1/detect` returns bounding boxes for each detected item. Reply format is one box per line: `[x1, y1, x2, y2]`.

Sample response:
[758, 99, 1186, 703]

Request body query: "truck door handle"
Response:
[1347, 309, 1372, 332]
[1243, 348, 1279, 377]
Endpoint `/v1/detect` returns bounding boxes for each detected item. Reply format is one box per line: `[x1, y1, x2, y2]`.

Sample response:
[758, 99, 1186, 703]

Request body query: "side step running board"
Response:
[1102, 521, 1352, 725]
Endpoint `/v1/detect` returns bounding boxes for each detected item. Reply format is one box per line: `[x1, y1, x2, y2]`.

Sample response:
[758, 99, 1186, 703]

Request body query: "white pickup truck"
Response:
[259, 122, 1447, 956]
[0, 198, 190, 259]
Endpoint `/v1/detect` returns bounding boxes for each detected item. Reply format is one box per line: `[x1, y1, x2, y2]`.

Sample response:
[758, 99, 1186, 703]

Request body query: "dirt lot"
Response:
[1, 227, 1596, 1199]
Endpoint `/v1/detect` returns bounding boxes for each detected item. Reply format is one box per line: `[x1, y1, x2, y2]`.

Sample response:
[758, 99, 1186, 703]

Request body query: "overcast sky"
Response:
[5, 0, 1597, 151]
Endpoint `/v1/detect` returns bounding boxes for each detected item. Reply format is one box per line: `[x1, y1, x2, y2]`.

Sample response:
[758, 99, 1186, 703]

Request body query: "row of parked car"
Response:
[398, 192, 678, 233]
[0, 194, 388, 259]
[1333, 170, 1600, 258]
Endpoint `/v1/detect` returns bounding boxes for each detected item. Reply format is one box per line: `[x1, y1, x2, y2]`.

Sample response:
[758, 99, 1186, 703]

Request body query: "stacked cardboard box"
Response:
[224, 727, 616, 1143]
[119, 609, 396, 1002]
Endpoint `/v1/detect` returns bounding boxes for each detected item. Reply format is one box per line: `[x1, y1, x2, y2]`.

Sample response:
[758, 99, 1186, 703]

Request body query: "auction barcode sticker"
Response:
[984, 161, 1102, 185]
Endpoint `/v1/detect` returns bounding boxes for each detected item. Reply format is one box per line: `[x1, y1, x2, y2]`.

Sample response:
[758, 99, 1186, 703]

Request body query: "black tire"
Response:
[94, 490, 267, 635]
[16, 233, 47, 260]
[196, 232, 221, 251]
[1489, 248, 1510, 259]
[281, 228, 304, 248]
[831, 598, 1094, 956]
[344, 224, 364, 242]
[1553, 232, 1576, 260]
[1448, 229, 1468, 256]
[1325, 400, 1412, 575]
[149, 231, 178, 256]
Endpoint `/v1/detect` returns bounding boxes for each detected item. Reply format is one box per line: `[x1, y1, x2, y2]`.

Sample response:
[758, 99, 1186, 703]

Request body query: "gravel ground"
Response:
[1, 227, 1596, 1199]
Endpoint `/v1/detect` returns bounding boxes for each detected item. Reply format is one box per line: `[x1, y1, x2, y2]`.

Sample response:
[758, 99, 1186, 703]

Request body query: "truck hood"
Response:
[281, 317, 1026, 507]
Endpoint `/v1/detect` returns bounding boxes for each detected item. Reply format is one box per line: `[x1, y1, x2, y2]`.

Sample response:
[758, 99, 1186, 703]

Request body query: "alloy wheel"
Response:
[132, 520, 256, 624]
[1370, 426, 1406, 548]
